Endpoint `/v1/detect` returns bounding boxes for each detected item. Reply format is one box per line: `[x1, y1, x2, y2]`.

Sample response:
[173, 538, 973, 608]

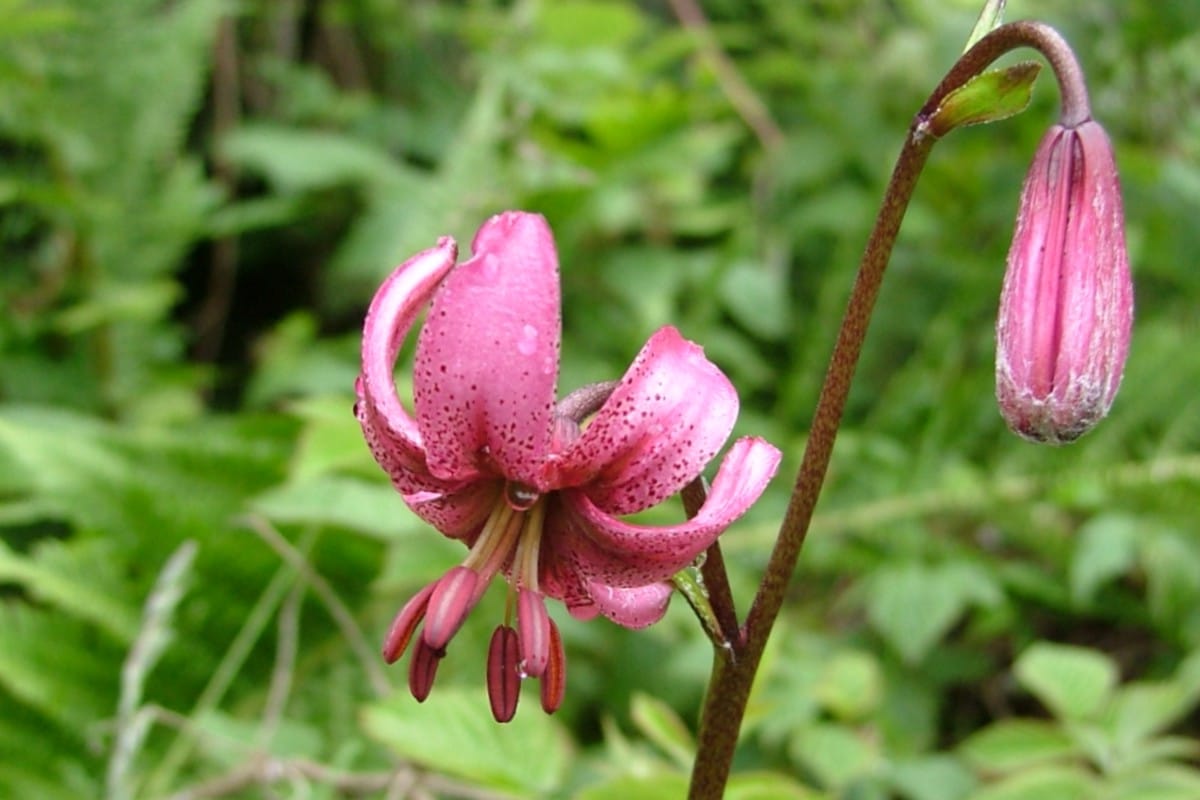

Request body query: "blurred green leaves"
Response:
[1, 0, 1199, 797]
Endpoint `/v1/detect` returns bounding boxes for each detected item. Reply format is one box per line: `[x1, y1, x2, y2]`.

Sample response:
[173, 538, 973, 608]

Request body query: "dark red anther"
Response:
[487, 625, 522, 723]
[408, 638, 442, 702]
[540, 618, 566, 714]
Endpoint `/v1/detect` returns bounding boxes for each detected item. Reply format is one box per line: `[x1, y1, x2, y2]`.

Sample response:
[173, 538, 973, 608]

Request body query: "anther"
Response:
[487, 625, 522, 723]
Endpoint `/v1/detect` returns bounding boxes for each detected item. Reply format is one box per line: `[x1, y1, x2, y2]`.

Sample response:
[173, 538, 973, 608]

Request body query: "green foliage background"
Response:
[1, 0, 1197, 797]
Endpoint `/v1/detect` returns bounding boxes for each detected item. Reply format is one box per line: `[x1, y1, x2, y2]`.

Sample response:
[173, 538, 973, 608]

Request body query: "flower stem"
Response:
[687, 21, 1093, 799]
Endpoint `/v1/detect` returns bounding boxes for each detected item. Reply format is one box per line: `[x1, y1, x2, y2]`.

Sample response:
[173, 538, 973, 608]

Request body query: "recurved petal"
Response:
[537, 544, 600, 621]
[549, 326, 739, 515]
[557, 436, 781, 587]
[358, 237, 459, 486]
[538, 538, 668, 630]
[414, 212, 561, 487]
[586, 581, 674, 629]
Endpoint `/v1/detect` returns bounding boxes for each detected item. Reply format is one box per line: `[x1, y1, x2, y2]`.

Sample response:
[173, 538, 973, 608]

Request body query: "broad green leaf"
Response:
[0, 602, 119, 732]
[0, 407, 290, 545]
[727, 771, 823, 800]
[0, 538, 139, 642]
[575, 772, 689, 800]
[535, 0, 645, 49]
[241, 316, 359, 411]
[790, 722, 880, 790]
[866, 562, 1000, 664]
[285, 393, 380, 481]
[959, 720, 1078, 773]
[630, 693, 695, 770]
[0, 691, 99, 800]
[815, 650, 883, 722]
[361, 688, 571, 797]
[187, 710, 325, 768]
[1141, 531, 1200, 633]
[251, 476, 414, 539]
[926, 63, 1041, 137]
[966, 765, 1099, 800]
[1108, 763, 1200, 800]
[1014, 643, 1118, 721]
[1108, 735, 1200, 773]
[719, 260, 790, 340]
[1070, 514, 1140, 604]
[888, 755, 977, 800]
[220, 125, 409, 193]
[1107, 680, 1200, 747]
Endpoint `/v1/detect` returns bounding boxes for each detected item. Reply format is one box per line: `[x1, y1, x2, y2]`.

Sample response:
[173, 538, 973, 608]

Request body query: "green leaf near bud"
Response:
[963, 0, 1007, 53]
[672, 565, 726, 648]
[926, 61, 1041, 138]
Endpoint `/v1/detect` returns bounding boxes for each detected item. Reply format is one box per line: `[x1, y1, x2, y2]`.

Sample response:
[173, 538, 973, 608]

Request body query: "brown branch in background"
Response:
[316, 12, 370, 91]
[666, 0, 785, 154]
[254, 580, 303, 750]
[193, 15, 242, 366]
[243, 514, 393, 697]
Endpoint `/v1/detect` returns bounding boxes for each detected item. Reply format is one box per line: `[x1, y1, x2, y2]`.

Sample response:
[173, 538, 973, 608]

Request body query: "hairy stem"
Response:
[687, 20, 1093, 799]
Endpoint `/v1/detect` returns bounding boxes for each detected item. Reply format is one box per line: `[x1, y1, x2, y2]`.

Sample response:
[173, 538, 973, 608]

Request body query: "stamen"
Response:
[540, 618, 567, 714]
[486, 625, 521, 723]
[462, 500, 524, 584]
[517, 589, 551, 678]
[409, 639, 442, 702]
[422, 566, 479, 651]
[462, 501, 515, 570]
[382, 582, 435, 663]
[513, 501, 547, 592]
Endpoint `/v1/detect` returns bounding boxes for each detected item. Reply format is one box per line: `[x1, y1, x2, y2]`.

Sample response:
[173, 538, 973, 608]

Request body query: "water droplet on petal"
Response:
[517, 324, 538, 356]
[480, 253, 500, 279]
[505, 480, 540, 511]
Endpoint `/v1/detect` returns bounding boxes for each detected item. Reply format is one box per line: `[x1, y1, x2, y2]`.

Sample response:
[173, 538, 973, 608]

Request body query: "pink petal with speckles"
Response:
[549, 326, 739, 515]
[539, 561, 668, 630]
[357, 237, 459, 491]
[537, 541, 600, 620]
[586, 580, 674, 628]
[559, 436, 781, 587]
[414, 212, 561, 487]
[404, 481, 501, 543]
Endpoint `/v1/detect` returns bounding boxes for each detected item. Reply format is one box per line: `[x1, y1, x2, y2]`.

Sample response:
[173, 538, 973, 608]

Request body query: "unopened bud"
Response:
[996, 119, 1133, 443]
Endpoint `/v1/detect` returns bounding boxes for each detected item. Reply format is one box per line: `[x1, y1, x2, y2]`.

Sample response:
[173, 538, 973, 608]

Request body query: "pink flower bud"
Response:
[996, 119, 1133, 444]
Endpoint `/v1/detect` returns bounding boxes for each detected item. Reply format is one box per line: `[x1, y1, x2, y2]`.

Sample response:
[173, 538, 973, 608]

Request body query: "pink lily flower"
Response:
[355, 211, 780, 721]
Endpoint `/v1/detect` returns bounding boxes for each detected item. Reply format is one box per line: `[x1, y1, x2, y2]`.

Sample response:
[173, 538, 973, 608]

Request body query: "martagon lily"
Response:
[355, 211, 781, 722]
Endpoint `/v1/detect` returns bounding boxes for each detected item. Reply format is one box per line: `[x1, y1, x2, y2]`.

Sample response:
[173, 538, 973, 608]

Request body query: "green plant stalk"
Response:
[687, 21, 1093, 799]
